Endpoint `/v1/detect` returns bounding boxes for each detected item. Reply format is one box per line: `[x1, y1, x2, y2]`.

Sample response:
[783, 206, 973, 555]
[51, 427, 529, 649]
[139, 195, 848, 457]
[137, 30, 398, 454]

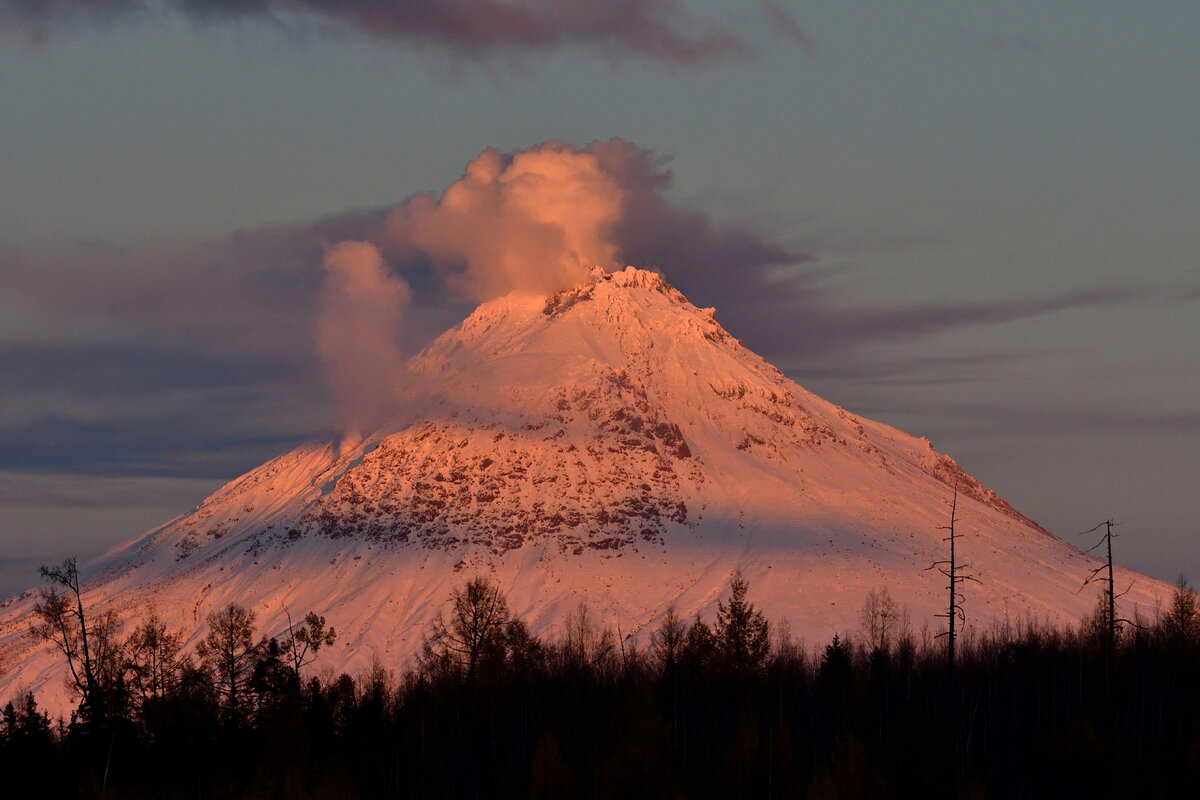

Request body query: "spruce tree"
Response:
[714, 571, 770, 675]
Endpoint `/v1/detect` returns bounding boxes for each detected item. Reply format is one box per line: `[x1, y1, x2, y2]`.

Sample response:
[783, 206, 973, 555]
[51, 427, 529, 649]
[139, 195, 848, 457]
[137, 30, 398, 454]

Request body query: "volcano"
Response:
[0, 267, 1168, 708]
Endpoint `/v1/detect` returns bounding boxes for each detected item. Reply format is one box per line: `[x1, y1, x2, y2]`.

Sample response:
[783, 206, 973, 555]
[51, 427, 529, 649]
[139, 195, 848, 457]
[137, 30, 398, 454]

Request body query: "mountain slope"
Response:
[0, 267, 1168, 710]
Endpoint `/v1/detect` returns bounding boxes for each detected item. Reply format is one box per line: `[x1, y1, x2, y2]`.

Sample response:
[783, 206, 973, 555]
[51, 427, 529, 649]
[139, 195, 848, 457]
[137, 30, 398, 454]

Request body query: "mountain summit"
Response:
[0, 267, 1166, 707]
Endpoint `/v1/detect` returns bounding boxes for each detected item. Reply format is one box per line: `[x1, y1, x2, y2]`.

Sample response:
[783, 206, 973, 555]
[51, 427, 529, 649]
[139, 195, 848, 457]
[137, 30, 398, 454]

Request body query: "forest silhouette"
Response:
[4, 564, 1200, 799]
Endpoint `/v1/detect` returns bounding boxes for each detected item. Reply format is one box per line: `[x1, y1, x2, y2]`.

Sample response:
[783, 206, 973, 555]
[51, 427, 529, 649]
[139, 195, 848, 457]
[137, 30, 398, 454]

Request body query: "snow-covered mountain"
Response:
[0, 267, 1168, 709]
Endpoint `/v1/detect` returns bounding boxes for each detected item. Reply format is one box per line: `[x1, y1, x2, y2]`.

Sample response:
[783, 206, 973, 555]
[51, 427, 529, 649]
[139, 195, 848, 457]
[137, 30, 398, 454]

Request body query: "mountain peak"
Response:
[424, 265, 740, 372]
[430, 266, 703, 355]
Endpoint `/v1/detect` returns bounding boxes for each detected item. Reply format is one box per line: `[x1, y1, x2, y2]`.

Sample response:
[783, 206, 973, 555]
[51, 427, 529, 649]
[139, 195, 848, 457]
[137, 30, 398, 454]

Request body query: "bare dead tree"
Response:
[1076, 518, 1142, 739]
[1078, 520, 1131, 647]
[33, 557, 123, 724]
[420, 577, 519, 683]
[1078, 519, 1138, 691]
[562, 600, 618, 673]
[925, 486, 982, 787]
[859, 587, 911, 654]
[125, 612, 186, 707]
[197, 603, 259, 726]
[282, 609, 337, 683]
[926, 485, 980, 672]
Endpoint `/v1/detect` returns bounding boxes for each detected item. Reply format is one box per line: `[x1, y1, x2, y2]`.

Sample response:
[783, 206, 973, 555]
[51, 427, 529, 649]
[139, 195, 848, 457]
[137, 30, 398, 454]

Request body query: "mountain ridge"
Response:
[0, 266, 1168, 712]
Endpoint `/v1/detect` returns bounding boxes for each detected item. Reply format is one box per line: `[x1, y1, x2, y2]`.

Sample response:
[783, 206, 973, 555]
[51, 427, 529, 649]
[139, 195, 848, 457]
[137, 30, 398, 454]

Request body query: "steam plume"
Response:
[316, 241, 410, 438]
[379, 141, 624, 301]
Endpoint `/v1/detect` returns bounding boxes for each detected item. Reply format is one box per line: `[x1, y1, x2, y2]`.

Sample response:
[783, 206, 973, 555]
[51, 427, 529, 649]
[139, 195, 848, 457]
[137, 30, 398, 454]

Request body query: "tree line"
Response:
[4, 560, 1200, 798]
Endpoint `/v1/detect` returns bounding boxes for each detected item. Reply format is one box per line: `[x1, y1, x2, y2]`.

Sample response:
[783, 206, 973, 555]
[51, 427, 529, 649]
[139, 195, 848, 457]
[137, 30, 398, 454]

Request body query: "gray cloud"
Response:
[794, 286, 1149, 352]
[790, 349, 1059, 388]
[0, 342, 292, 397]
[939, 406, 1200, 440]
[0, 211, 382, 479]
[0, 405, 312, 479]
[868, 400, 1200, 443]
[727, 284, 1162, 365]
[1, 0, 141, 23]
[2, 207, 395, 360]
[5, 0, 751, 66]
[0, 0, 143, 44]
[0, 471, 218, 511]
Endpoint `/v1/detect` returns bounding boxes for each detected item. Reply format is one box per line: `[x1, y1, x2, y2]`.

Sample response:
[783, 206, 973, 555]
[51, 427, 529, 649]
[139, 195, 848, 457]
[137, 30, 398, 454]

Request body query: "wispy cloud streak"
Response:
[748, 285, 1160, 361]
[760, 1, 815, 54]
[4, 0, 751, 65]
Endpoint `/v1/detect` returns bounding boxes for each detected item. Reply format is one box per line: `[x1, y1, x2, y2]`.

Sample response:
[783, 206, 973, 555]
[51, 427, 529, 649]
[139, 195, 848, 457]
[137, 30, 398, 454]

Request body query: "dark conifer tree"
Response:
[650, 606, 686, 678]
[714, 571, 770, 675]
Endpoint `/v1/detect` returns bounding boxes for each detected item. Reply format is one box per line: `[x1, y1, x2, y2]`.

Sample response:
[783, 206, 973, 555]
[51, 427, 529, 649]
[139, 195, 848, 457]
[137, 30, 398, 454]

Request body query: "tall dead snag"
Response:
[927, 485, 979, 672]
[1079, 519, 1136, 692]
[1079, 519, 1127, 651]
[926, 485, 981, 787]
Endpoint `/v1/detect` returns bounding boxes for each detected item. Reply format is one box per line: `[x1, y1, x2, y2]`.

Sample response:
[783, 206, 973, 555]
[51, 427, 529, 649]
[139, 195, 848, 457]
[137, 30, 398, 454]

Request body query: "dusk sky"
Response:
[1, 1, 1197, 600]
